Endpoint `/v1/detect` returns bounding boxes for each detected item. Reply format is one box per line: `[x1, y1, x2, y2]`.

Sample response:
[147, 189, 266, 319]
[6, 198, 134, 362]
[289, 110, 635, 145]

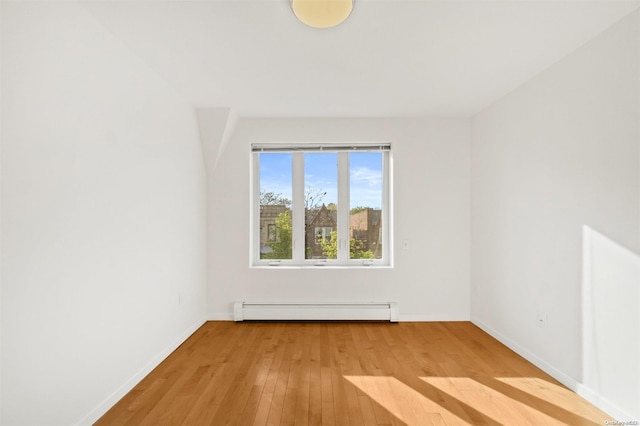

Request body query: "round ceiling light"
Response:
[291, 0, 354, 29]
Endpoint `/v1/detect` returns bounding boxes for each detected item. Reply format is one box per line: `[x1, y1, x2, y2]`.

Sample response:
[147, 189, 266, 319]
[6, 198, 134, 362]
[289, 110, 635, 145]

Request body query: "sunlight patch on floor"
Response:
[344, 376, 455, 425]
[495, 377, 567, 398]
[494, 377, 597, 416]
[421, 376, 586, 425]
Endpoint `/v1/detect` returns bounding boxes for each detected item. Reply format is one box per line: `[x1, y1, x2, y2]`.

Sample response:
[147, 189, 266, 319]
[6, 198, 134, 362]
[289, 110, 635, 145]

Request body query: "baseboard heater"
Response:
[234, 302, 399, 322]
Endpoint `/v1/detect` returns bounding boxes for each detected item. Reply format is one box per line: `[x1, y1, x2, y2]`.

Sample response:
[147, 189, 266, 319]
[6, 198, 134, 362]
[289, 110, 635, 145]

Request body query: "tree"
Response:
[263, 187, 331, 260]
[320, 231, 375, 260]
[260, 191, 291, 207]
[263, 211, 292, 259]
[262, 188, 325, 209]
[350, 206, 368, 214]
[305, 187, 326, 210]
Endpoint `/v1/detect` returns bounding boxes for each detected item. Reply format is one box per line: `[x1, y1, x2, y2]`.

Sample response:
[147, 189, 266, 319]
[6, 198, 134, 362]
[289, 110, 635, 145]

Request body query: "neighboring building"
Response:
[349, 208, 382, 257]
[305, 204, 337, 258]
[260, 204, 381, 259]
[259, 204, 287, 255]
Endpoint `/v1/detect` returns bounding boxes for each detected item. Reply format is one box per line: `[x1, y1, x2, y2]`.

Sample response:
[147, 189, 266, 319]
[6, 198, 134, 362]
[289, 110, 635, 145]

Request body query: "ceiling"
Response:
[82, 1, 640, 117]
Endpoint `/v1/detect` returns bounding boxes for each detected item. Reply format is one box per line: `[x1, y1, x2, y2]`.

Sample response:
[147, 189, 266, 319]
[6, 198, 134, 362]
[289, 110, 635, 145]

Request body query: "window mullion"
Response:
[337, 152, 350, 262]
[292, 152, 305, 262]
[252, 153, 260, 263]
[382, 151, 391, 264]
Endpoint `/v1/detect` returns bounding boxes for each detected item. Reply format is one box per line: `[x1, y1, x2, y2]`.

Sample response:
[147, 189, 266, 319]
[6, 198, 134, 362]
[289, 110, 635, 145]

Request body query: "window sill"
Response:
[250, 264, 393, 270]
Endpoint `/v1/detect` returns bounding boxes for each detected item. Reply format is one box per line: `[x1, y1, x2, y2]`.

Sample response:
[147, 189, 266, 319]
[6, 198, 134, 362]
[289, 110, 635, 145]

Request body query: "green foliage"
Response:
[262, 211, 292, 259]
[350, 238, 375, 259]
[350, 206, 368, 215]
[320, 231, 375, 260]
[319, 231, 338, 259]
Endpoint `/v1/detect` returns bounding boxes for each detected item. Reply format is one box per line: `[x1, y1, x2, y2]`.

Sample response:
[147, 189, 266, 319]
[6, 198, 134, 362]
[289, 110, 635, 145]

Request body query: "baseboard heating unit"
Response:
[233, 302, 399, 322]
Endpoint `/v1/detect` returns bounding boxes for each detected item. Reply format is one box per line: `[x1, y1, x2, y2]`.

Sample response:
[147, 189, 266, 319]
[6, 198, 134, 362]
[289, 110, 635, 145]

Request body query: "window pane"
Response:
[350, 152, 383, 259]
[304, 153, 338, 259]
[259, 153, 292, 260]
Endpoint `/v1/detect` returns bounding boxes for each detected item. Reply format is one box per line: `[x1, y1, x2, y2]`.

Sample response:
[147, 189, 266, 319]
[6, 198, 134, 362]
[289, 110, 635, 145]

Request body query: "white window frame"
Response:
[251, 143, 392, 268]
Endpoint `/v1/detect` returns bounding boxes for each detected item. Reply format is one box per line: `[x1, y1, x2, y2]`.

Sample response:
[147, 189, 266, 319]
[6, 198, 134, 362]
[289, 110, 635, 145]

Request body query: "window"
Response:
[252, 143, 391, 267]
[315, 227, 333, 244]
[267, 224, 277, 242]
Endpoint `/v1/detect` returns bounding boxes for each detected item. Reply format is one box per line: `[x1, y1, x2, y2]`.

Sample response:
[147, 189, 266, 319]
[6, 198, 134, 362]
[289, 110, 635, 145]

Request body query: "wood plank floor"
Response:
[96, 321, 610, 425]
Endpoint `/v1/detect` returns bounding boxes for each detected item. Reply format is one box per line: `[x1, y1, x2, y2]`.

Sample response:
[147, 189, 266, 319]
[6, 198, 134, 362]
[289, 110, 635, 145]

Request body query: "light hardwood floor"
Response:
[96, 321, 610, 425]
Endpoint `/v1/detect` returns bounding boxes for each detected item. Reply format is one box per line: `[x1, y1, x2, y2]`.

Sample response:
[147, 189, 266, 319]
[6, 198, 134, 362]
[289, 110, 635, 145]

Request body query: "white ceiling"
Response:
[83, 1, 640, 117]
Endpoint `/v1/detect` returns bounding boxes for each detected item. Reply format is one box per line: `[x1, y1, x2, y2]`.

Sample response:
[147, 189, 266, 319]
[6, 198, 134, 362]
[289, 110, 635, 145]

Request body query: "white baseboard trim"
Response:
[400, 314, 470, 322]
[471, 318, 580, 390]
[575, 384, 637, 421]
[74, 315, 208, 426]
[471, 317, 638, 420]
[208, 312, 234, 321]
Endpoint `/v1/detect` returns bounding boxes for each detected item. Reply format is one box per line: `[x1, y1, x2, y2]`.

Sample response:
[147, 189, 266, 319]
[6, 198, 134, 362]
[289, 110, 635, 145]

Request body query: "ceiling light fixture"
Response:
[291, 0, 353, 29]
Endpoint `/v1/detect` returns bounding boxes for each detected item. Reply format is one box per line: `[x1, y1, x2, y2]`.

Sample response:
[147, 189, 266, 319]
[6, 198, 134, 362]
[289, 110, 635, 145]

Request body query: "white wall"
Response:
[471, 8, 640, 392]
[0, 3, 207, 425]
[582, 226, 639, 420]
[207, 118, 470, 321]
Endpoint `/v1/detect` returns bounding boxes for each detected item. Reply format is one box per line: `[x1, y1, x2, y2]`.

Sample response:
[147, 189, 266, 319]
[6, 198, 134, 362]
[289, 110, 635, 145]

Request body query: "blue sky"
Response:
[259, 152, 382, 209]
